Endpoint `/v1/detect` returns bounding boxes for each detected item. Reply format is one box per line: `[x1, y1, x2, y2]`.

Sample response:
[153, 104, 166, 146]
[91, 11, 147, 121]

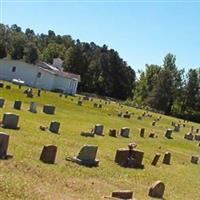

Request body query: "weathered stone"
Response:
[29, 102, 37, 113]
[191, 155, 199, 164]
[148, 181, 165, 198]
[0, 132, 9, 159]
[13, 100, 22, 110]
[49, 121, 60, 133]
[2, 113, 19, 129]
[120, 127, 130, 138]
[73, 145, 99, 166]
[194, 134, 200, 141]
[112, 190, 133, 199]
[94, 124, 104, 135]
[184, 132, 194, 141]
[43, 105, 55, 114]
[109, 129, 117, 137]
[40, 145, 57, 164]
[151, 153, 161, 166]
[0, 82, 4, 88]
[0, 98, 5, 108]
[165, 129, 173, 139]
[140, 128, 145, 137]
[163, 152, 171, 165]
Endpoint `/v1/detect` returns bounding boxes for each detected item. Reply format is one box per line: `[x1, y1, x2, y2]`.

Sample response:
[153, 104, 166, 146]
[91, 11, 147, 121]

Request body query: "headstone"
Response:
[148, 181, 165, 198]
[43, 105, 55, 114]
[73, 145, 99, 166]
[93, 103, 98, 108]
[112, 190, 133, 199]
[13, 100, 22, 110]
[191, 126, 194, 132]
[152, 121, 156, 126]
[196, 128, 199, 133]
[0, 132, 9, 159]
[98, 104, 102, 108]
[94, 124, 104, 135]
[165, 129, 173, 139]
[123, 111, 131, 119]
[162, 152, 171, 165]
[151, 153, 161, 166]
[0, 82, 4, 88]
[49, 121, 60, 133]
[78, 100, 83, 106]
[29, 102, 37, 113]
[137, 116, 142, 120]
[149, 132, 155, 138]
[120, 127, 130, 138]
[194, 134, 200, 141]
[40, 145, 57, 164]
[191, 155, 199, 164]
[140, 128, 145, 137]
[0, 98, 5, 108]
[128, 149, 144, 168]
[118, 112, 123, 117]
[109, 129, 117, 137]
[5, 85, 11, 89]
[115, 148, 129, 165]
[2, 113, 19, 129]
[174, 124, 180, 132]
[184, 132, 194, 141]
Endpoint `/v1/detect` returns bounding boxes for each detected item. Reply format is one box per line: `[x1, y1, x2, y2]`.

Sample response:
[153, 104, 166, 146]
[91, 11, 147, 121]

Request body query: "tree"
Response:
[24, 42, 39, 64]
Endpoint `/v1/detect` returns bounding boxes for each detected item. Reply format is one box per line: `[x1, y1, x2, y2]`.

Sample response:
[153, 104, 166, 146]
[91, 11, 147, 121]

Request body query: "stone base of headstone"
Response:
[151, 153, 161, 166]
[40, 145, 57, 164]
[112, 190, 133, 199]
[148, 181, 165, 198]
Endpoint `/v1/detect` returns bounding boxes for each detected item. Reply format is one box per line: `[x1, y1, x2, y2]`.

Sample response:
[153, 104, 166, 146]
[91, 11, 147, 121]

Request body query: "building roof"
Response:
[37, 62, 81, 82]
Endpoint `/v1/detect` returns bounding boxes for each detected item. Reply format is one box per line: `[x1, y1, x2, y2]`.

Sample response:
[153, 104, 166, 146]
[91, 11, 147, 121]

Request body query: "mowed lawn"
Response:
[0, 81, 200, 200]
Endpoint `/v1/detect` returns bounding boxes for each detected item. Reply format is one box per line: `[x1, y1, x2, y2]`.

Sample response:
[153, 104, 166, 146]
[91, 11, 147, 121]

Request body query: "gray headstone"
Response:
[174, 124, 180, 132]
[191, 155, 198, 164]
[165, 129, 173, 139]
[194, 134, 200, 141]
[49, 121, 60, 133]
[77, 145, 98, 161]
[40, 145, 57, 164]
[2, 113, 19, 129]
[0, 98, 5, 108]
[94, 124, 104, 135]
[149, 181, 165, 198]
[184, 132, 194, 140]
[13, 100, 22, 110]
[120, 127, 130, 138]
[0, 132, 9, 159]
[29, 102, 37, 113]
[43, 105, 55, 115]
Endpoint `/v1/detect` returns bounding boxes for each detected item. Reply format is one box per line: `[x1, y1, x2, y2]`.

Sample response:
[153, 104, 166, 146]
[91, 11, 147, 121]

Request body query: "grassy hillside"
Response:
[0, 81, 200, 200]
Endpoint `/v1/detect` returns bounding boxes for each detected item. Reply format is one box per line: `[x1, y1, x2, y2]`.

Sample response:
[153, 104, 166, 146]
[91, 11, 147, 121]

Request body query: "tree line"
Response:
[0, 24, 199, 120]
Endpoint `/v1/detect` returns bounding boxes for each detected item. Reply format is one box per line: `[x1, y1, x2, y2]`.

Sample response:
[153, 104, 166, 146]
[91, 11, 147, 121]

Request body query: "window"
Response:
[37, 72, 41, 78]
[12, 66, 16, 72]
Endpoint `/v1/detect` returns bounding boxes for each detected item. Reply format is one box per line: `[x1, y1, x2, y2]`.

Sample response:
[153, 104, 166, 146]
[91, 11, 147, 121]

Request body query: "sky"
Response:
[1, 0, 200, 73]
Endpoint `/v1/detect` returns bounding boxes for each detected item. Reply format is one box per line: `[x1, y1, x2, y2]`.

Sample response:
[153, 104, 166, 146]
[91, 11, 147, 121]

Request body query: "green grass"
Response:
[0, 81, 200, 200]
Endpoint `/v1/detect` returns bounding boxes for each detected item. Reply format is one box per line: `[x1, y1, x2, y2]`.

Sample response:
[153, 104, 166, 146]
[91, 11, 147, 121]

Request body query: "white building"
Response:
[0, 58, 81, 95]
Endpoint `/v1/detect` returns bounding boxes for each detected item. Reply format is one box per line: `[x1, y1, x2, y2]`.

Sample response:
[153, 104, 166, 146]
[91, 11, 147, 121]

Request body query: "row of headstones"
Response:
[0, 98, 55, 115]
[1, 112, 60, 133]
[0, 82, 11, 89]
[109, 180, 165, 199]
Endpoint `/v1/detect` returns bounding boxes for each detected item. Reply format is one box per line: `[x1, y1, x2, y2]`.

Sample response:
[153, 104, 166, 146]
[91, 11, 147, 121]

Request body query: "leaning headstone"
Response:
[148, 181, 165, 198]
[0, 98, 5, 108]
[151, 153, 161, 166]
[140, 128, 145, 137]
[49, 121, 60, 134]
[94, 124, 104, 135]
[2, 113, 19, 129]
[43, 105, 55, 114]
[163, 152, 171, 165]
[0, 132, 9, 159]
[120, 127, 130, 138]
[184, 132, 194, 141]
[73, 145, 99, 166]
[40, 145, 57, 164]
[109, 129, 117, 137]
[13, 100, 22, 110]
[0, 82, 4, 88]
[29, 102, 37, 113]
[165, 129, 173, 139]
[191, 155, 199, 164]
[112, 190, 133, 199]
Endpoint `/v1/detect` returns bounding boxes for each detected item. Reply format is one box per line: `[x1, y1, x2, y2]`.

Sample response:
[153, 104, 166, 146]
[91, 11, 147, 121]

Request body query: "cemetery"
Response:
[0, 81, 200, 199]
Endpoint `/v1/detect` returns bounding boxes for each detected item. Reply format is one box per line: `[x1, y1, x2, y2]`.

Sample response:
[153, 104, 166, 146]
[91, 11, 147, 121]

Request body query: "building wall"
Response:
[0, 59, 79, 94]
